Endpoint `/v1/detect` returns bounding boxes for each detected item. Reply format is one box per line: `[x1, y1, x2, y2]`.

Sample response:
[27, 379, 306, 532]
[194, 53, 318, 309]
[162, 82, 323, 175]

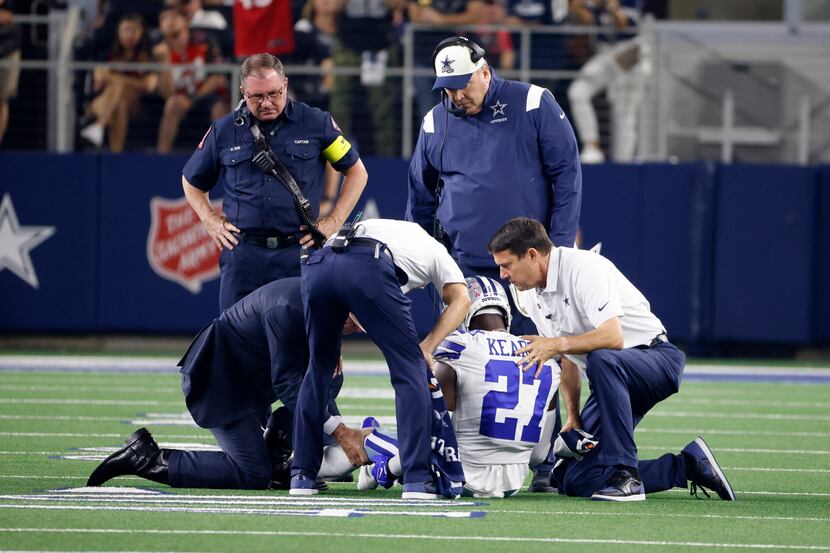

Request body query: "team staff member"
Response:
[489, 218, 735, 502]
[407, 36, 582, 335]
[182, 53, 368, 311]
[86, 277, 369, 490]
[290, 218, 470, 498]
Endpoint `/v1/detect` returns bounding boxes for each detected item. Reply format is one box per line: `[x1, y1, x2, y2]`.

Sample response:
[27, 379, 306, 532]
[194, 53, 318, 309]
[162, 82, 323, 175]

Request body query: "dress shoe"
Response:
[264, 407, 293, 483]
[87, 427, 169, 487]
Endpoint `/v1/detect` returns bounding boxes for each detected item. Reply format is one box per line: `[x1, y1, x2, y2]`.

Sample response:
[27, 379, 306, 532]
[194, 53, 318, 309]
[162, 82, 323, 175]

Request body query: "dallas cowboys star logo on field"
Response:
[440, 55, 455, 74]
[0, 192, 56, 289]
[490, 99, 507, 117]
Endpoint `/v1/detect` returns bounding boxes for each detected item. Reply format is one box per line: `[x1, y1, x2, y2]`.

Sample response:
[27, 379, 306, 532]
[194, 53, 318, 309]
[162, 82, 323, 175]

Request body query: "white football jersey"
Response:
[434, 329, 560, 467]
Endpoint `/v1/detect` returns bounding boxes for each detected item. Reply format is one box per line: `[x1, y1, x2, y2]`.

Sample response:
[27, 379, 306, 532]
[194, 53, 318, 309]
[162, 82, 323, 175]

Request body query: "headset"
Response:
[431, 36, 486, 118]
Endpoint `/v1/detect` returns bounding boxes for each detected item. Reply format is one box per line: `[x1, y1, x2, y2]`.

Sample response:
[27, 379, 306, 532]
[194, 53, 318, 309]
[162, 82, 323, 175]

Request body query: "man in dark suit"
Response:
[87, 277, 368, 489]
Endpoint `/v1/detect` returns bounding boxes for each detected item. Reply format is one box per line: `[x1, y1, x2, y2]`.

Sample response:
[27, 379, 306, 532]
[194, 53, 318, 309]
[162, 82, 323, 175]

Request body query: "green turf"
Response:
[0, 368, 828, 552]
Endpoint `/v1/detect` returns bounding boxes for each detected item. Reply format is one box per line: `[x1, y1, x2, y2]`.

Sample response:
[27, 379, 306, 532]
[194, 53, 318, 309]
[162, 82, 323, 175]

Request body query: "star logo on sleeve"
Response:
[0, 193, 56, 289]
[440, 55, 455, 74]
[490, 99, 507, 117]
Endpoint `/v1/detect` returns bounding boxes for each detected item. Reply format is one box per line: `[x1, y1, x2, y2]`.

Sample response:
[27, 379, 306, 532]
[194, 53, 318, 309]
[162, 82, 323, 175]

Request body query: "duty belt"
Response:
[243, 232, 298, 249]
[336, 237, 409, 286]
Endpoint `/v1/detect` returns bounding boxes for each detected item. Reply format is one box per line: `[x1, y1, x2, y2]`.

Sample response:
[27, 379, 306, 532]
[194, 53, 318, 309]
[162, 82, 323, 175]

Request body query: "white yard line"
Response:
[0, 399, 181, 407]
[0, 415, 124, 422]
[646, 411, 830, 421]
[721, 467, 830, 474]
[0, 504, 484, 518]
[0, 528, 827, 550]
[0, 385, 178, 394]
[1, 494, 826, 523]
[635, 428, 830, 438]
[667, 398, 830, 409]
[483, 509, 830, 523]
[0, 433, 211, 440]
[638, 446, 830, 455]
[0, 492, 479, 508]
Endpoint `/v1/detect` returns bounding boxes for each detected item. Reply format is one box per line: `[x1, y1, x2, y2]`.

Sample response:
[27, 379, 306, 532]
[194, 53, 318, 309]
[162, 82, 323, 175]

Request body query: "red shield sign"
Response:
[147, 196, 222, 294]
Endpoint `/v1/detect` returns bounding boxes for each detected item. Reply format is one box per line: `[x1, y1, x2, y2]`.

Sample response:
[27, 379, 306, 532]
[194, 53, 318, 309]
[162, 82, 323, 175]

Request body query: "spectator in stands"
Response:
[474, 0, 514, 71]
[0, 0, 20, 147]
[283, 0, 340, 110]
[175, 0, 233, 58]
[567, 0, 647, 163]
[504, 0, 573, 97]
[234, 0, 295, 59]
[153, 7, 228, 153]
[329, 0, 403, 157]
[176, 0, 228, 30]
[80, 14, 159, 151]
[407, 0, 486, 123]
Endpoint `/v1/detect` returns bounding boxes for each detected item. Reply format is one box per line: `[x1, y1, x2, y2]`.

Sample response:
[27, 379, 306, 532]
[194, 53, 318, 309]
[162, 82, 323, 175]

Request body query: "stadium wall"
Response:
[1, 153, 827, 350]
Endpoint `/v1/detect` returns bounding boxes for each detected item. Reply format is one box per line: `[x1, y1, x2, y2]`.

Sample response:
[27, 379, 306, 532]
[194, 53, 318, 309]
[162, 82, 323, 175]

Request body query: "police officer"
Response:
[489, 218, 735, 502]
[290, 218, 470, 498]
[86, 277, 370, 490]
[182, 53, 368, 311]
[407, 36, 582, 336]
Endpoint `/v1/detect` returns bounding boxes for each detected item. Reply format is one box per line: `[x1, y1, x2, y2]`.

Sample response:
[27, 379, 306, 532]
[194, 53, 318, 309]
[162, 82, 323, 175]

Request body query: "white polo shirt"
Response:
[526, 247, 666, 369]
[352, 219, 465, 294]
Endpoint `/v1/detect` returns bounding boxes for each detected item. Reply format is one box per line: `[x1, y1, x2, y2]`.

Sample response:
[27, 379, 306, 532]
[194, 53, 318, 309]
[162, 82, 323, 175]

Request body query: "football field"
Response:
[0, 356, 829, 552]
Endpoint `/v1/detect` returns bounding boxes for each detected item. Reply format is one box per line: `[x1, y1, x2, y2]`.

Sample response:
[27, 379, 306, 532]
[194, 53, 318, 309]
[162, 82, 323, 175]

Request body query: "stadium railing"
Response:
[2, 8, 829, 163]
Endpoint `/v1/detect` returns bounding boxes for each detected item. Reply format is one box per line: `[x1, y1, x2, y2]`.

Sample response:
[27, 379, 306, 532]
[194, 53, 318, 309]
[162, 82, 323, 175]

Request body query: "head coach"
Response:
[407, 36, 582, 336]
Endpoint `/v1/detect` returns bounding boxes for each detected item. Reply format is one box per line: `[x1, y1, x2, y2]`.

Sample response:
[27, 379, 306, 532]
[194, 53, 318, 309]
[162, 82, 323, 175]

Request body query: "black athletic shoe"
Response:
[682, 436, 736, 500]
[591, 468, 645, 502]
[87, 427, 169, 487]
[527, 467, 556, 493]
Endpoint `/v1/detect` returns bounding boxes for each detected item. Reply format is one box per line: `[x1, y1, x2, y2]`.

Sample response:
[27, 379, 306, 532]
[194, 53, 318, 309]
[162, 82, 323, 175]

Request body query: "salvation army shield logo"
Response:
[147, 196, 222, 294]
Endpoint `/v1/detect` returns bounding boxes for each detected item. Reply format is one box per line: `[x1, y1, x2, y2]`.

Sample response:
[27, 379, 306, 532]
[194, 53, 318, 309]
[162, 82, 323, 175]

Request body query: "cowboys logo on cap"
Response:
[432, 41, 486, 91]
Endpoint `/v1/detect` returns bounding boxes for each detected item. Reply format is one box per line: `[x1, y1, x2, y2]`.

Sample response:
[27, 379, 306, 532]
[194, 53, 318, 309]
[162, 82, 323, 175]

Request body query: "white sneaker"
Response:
[81, 123, 104, 148]
[357, 464, 378, 491]
[580, 144, 605, 164]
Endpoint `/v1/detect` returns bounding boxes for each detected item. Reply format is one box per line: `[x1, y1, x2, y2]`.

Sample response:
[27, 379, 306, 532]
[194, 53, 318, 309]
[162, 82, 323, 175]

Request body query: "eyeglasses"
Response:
[244, 87, 285, 105]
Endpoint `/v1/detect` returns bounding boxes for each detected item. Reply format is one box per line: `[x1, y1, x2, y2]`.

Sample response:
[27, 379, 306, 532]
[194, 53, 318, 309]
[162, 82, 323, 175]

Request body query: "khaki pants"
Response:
[0, 50, 21, 101]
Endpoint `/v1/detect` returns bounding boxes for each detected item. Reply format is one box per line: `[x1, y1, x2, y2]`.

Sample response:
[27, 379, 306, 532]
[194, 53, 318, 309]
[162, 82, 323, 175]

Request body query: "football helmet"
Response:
[462, 276, 512, 330]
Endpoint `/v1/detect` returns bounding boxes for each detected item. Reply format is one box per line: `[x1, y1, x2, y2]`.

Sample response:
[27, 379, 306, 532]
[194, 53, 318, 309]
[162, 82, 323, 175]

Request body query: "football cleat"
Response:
[357, 464, 379, 491]
[591, 468, 645, 502]
[358, 455, 396, 491]
[361, 416, 381, 430]
[682, 437, 736, 501]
